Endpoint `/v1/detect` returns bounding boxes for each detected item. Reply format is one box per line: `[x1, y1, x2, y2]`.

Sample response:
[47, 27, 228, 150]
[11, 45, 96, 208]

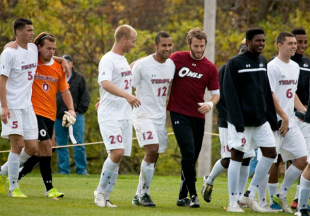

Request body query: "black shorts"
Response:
[36, 115, 54, 141]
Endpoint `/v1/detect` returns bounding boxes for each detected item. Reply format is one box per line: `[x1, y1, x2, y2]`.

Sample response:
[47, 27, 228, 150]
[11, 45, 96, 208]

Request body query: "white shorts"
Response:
[220, 127, 255, 158]
[133, 119, 168, 153]
[1, 106, 38, 140]
[99, 119, 132, 156]
[228, 121, 276, 153]
[273, 124, 307, 162]
[295, 116, 310, 150]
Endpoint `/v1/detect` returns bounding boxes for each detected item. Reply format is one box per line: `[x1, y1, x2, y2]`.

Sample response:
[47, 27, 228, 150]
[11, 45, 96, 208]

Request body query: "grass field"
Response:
[0, 173, 298, 216]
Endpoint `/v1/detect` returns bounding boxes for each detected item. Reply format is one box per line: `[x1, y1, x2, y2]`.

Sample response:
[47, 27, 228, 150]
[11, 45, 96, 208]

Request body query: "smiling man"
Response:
[167, 27, 220, 208]
[131, 31, 175, 207]
[223, 28, 278, 212]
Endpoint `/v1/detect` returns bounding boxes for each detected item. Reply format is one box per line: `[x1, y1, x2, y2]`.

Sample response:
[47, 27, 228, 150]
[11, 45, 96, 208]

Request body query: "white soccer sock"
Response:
[237, 165, 249, 199]
[278, 165, 302, 198]
[298, 175, 310, 211]
[136, 171, 143, 196]
[8, 152, 20, 191]
[294, 185, 300, 200]
[97, 157, 118, 193]
[258, 174, 269, 207]
[247, 156, 274, 197]
[207, 159, 226, 185]
[141, 160, 155, 195]
[104, 166, 119, 200]
[268, 183, 278, 205]
[228, 160, 241, 205]
[19, 148, 31, 166]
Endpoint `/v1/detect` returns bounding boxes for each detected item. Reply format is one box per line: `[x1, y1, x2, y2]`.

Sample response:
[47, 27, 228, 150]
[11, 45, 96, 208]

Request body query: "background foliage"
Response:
[0, 0, 309, 175]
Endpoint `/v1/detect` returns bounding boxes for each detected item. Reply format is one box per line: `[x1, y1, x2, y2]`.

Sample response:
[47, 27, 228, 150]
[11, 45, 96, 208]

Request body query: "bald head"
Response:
[114, 24, 137, 42]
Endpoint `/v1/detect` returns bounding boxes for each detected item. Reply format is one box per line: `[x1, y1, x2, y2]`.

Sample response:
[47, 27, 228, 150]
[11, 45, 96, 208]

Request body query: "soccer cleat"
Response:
[94, 191, 106, 207]
[237, 200, 248, 208]
[292, 198, 298, 210]
[227, 202, 245, 212]
[132, 195, 141, 206]
[201, 175, 213, 203]
[0, 175, 5, 194]
[270, 203, 283, 211]
[106, 200, 117, 207]
[9, 187, 27, 198]
[46, 188, 64, 198]
[238, 195, 264, 212]
[272, 194, 293, 213]
[176, 197, 190, 207]
[295, 209, 310, 216]
[139, 193, 156, 207]
[189, 195, 200, 208]
[260, 204, 279, 212]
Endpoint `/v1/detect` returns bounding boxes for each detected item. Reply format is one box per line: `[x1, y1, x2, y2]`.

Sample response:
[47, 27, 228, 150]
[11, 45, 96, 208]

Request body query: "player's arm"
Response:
[53, 56, 70, 73]
[0, 75, 9, 124]
[101, 80, 141, 108]
[198, 90, 220, 114]
[61, 89, 76, 118]
[294, 94, 307, 113]
[271, 93, 289, 136]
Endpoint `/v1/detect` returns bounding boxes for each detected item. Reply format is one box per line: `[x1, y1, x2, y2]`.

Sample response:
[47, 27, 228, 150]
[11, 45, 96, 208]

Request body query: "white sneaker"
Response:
[106, 200, 117, 207]
[272, 194, 293, 213]
[260, 204, 279, 212]
[94, 190, 106, 207]
[238, 195, 264, 212]
[227, 202, 245, 212]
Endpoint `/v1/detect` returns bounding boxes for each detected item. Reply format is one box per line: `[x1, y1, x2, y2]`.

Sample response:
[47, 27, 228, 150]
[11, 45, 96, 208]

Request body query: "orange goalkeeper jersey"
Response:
[32, 59, 69, 121]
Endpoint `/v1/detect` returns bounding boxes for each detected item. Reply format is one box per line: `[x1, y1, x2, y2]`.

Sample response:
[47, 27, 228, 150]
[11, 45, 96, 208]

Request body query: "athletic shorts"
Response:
[273, 124, 307, 162]
[99, 119, 132, 156]
[219, 127, 255, 159]
[1, 106, 38, 140]
[36, 115, 54, 141]
[227, 121, 275, 153]
[295, 116, 310, 150]
[133, 119, 168, 153]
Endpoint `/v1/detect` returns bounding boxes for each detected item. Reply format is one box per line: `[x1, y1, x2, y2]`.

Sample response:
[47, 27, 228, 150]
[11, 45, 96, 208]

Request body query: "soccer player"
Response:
[201, 39, 256, 209]
[0, 18, 38, 197]
[223, 28, 278, 212]
[94, 24, 140, 207]
[167, 27, 220, 208]
[290, 28, 310, 211]
[131, 31, 175, 207]
[266, 32, 308, 213]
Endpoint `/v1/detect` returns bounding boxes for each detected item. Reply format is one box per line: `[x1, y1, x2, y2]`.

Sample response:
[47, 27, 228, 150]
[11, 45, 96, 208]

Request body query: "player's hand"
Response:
[279, 116, 289, 137]
[198, 102, 211, 114]
[62, 111, 76, 127]
[125, 93, 141, 108]
[95, 98, 100, 110]
[68, 109, 76, 119]
[1, 107, 10, 124]
[4, 41, 17, 50]
[61, 59, 70, 73]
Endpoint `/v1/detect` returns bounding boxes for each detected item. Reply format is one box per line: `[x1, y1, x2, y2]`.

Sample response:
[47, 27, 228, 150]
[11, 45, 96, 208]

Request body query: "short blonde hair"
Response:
[114, 25, 136, 42]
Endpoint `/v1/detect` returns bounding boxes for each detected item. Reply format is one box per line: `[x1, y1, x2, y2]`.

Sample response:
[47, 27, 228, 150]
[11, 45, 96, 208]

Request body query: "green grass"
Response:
[0, 173, 298, 216]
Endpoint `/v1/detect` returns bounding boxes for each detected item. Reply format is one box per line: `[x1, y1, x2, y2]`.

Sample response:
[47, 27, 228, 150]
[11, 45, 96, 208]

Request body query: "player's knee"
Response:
[110, 149, 124, 163]
[221, 158, 230, 168]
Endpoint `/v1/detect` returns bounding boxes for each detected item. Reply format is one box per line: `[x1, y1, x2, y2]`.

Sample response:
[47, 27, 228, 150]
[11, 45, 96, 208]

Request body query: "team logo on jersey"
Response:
[192, 63, 196, 66]
[101, 71, 105, 75]
[151, 79, 172, 84]
[246, 64, 251, 67]
[152, 74, 156, 77]
[279, 80, 298, 85]
[259, 63, 264, 68]
[35, 74, 58, 83]
[304, 63, 309, 68]
[121, 70, 131, 77]
[21, 63, 36, 70]
[178, 67, 203, 79]
[42, 83, 50, 92]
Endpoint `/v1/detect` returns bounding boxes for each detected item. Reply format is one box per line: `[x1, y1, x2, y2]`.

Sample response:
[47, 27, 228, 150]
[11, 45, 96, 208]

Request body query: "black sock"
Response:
[18, 155, 41, 180]
[40, 156, 53, 192]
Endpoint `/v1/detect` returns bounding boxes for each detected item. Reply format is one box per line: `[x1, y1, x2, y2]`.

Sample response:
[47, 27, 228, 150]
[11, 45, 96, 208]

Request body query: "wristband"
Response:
[205, 101, 214, 109]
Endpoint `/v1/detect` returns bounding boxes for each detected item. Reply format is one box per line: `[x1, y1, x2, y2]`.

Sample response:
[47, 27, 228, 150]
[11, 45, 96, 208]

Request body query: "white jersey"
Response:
[0, 43, 38, 109]
[132, 55, 175, 123]
[97, 51, 132, 122]
[267, 57, 299, 128]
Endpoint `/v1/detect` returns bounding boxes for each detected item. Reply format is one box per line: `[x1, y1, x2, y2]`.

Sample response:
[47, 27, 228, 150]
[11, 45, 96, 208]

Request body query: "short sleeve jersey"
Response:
[167, 51, 219, 119]
[267, 57, 299, 128]
[0, 43, 38, 109]
[132, 55, 175, 123]
[32, 59, 69, 121]
[97, 51, 132, 122]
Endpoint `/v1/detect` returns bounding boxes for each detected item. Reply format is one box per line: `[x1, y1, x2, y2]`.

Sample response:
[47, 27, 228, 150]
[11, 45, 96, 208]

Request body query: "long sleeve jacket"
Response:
[223, 50, 278, 132]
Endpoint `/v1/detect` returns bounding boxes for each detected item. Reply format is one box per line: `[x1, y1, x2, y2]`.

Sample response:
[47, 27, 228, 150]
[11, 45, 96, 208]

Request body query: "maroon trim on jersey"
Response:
[167, 51, 219, 118]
